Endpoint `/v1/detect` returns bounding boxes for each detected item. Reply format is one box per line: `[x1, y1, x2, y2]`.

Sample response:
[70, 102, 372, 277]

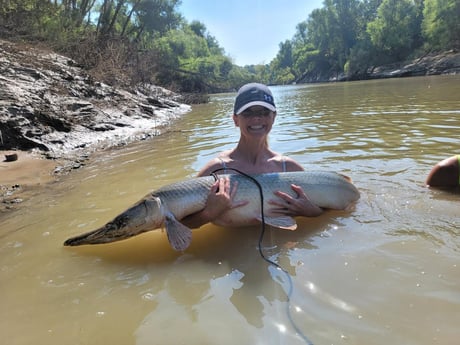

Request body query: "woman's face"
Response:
[233, 106, 276, 138]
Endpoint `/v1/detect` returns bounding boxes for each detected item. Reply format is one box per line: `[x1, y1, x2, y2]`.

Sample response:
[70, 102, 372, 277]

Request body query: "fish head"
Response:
[63, 195, 164, 246]
[144, 195, 165, 227]
[121, 195, 165, 230]
[94, 195, 164, 240]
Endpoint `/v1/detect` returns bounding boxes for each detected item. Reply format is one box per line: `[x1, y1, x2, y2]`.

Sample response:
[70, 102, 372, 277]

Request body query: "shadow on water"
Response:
[64, 211, 353, 266]
[61, 210, 354, 330]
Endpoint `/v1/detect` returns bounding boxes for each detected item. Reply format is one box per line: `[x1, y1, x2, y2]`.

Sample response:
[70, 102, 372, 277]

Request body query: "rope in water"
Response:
[211, 168, 314, 345]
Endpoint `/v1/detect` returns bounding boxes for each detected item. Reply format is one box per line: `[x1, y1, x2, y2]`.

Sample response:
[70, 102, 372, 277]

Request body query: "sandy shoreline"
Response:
[0, 150, 63, 214]
[0, 150, 58, 185]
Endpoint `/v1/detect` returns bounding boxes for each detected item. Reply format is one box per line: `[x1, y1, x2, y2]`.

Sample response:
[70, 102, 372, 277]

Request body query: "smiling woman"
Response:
[180, 83, 324, 230]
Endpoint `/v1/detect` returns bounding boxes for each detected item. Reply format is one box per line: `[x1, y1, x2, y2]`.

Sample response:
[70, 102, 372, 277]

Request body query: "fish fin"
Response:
[164, 213, 192, 251]
[259, 216, 298, 231]
[338, 173, 353, 183]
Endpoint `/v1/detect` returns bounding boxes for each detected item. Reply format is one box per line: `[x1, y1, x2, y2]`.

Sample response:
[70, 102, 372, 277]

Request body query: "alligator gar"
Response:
[63, 171, 360, 251]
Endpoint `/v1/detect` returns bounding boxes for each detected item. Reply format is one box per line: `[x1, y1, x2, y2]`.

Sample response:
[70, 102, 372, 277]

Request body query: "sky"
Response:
[178, 0, 324, 66]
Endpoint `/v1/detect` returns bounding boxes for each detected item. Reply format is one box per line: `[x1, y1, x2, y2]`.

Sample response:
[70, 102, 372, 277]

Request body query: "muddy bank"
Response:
[0, 40, 190, 156]
[366, 50, 460, 79]
[0, 40, 190, 213]
[0, 150, 58, 213]
[299, 50, 460, 83]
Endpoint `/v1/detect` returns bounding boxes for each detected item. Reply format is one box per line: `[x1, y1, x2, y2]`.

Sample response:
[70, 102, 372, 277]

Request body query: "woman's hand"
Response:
[202, 177, 247, 220]
[182, 177, 248, 229]
[269, 184, 323, 217]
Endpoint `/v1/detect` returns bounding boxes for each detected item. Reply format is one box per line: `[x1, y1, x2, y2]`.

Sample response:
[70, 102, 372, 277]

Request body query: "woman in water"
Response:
[182, 83, 323, 228]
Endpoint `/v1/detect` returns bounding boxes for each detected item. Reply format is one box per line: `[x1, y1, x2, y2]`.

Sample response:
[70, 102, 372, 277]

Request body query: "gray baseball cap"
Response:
[234, 83, 276, 115]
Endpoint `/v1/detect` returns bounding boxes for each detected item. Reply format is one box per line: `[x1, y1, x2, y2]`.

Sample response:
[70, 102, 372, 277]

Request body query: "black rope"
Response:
[211, 168, 314, 345]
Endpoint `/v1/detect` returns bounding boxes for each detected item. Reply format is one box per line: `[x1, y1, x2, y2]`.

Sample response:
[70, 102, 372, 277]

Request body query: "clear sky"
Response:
[178, 0, 324, 66]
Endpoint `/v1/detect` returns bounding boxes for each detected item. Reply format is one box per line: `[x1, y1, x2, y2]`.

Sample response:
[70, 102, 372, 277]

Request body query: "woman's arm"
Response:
[426, 155, 459, 188]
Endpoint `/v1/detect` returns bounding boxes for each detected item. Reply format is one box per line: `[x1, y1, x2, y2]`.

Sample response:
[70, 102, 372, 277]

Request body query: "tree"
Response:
[189, 20, 206, 37]
[292, 0, 363, 80]
[152, 22, 235, 92]
[367, 0, 421, 62]
[325, 0, 361, 73]
[130, 0, 182, 41]
[423, 0, 460, 50]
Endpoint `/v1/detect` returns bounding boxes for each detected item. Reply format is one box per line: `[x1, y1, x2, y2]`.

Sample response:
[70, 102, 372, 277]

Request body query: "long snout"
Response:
[64, 196, 163, 246]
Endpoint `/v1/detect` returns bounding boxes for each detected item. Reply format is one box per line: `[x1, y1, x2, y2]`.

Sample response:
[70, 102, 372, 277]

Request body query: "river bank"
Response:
[0, 39, 190, 214]
[0, 150, 57, 212]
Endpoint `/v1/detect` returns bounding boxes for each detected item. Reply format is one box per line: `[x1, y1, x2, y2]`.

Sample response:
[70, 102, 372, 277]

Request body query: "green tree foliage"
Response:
[270, 0, 455, 84]
[270, 40, 294, 84]
[285, 0, 364, 82]
[0, 0, 58, 37]
[422, 0, 460, 50]
[367, 0, 421, 61]
[152, 23, 236, 92]
[0, 0, 246, 94]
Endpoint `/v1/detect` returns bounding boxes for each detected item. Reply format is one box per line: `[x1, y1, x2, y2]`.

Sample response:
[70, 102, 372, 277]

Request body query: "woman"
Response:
[182, 83, 323, 229]
[426, 155, 460, 188]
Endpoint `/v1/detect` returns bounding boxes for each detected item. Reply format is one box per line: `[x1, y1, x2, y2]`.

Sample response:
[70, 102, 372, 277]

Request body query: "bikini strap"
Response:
[218, 157, 227, 173]
[281, 156, 287, 172]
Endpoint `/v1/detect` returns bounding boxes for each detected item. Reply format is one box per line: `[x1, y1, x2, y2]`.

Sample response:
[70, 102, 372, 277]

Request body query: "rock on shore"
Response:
[368, 50, 460, 79]
[0, 40, 190, 160]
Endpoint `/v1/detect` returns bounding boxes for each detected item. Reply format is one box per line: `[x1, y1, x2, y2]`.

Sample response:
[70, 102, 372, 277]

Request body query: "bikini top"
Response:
[218, 156, 287, 173]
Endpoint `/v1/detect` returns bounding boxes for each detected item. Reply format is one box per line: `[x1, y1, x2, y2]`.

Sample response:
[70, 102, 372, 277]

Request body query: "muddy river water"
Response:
[1, 75, 459, 345]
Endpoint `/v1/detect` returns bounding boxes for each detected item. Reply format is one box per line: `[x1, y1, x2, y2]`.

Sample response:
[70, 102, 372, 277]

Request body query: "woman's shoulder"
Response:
[275, 154, 304, 172]
[197, 154, 230, 176]
[426, 155, 459, 188]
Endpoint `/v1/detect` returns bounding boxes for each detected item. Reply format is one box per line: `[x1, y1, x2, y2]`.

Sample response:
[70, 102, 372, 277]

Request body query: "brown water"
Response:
[1, 75, 459, 345]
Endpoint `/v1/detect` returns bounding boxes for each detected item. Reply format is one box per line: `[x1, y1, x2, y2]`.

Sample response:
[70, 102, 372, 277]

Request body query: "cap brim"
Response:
[235, 101, 276, 115]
